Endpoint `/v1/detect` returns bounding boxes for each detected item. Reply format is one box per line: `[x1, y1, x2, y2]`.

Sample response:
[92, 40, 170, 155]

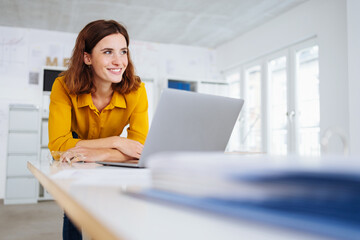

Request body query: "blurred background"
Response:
[0, 0, 359, 202]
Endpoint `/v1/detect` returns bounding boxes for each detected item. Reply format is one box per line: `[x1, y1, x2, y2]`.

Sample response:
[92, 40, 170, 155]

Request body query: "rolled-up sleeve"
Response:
[48, 78, 81, 152]
[127, 83, 149, 145]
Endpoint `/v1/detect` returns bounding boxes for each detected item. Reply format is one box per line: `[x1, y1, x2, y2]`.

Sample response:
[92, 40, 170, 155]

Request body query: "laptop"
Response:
[96, 88, 244, 168]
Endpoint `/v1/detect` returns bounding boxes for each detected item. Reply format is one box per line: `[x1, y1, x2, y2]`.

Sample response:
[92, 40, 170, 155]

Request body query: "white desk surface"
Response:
[28, 161, 326, 240]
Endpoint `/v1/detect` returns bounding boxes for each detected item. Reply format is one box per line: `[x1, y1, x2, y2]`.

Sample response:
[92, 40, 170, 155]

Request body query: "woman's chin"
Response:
[109, 76, 123, 84]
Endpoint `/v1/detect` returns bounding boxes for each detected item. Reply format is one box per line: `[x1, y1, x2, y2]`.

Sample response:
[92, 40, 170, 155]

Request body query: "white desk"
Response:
[27, 161, 326, 240]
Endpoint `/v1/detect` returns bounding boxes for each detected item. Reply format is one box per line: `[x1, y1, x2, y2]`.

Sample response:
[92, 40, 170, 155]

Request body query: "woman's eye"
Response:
[104, 51, 112, 54]
[121, 50, 128, 55]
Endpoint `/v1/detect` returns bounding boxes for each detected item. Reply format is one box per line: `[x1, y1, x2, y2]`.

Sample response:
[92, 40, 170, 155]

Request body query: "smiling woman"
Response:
[84, 34, 129, 87]
[83, 33, 129, 112]
[47, 20, 149, 239]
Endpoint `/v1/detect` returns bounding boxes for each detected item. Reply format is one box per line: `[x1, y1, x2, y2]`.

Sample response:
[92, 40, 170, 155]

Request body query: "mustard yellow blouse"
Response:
[48, 76, 149, 152]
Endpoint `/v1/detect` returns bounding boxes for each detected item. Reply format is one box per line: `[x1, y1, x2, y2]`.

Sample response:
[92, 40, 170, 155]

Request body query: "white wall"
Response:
[0, 26, 216, 199]
[347, 0, 360, 155]
[0, 27, 78, 200]
[216, 0, 349, 155]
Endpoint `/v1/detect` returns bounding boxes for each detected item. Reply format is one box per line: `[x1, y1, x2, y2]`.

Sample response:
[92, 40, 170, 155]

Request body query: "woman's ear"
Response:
[84, 52, 91, 65]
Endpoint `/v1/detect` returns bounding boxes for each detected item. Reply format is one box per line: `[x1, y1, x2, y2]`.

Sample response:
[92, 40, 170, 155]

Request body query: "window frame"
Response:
[223, 38, 320, 155]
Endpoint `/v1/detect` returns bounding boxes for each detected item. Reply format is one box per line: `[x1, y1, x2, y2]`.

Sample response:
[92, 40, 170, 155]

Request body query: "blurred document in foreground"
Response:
[128, 152, 360, 240]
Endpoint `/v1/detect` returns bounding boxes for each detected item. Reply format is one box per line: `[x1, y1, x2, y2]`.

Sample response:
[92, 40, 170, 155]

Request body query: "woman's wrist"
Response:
[102, 148, 113, 160]
[111, 136, 123, 149]
[106, 148, 133, 162]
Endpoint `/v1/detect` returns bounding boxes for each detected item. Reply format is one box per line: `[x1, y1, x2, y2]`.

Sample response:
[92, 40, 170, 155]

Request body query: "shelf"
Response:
[8, 153, 38, 156]
[38, 196, 53, 201]
[9, 130, 38, 133]
[9, 104, 39, 110]
[6, 175, 35, 179]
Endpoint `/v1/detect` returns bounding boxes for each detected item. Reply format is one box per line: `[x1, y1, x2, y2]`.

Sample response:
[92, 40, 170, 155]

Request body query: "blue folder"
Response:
[128, 171, 360, 240]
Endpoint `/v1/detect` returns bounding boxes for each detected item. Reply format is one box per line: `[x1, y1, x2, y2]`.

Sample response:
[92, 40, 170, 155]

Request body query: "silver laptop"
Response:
[96, 88, 244, 168]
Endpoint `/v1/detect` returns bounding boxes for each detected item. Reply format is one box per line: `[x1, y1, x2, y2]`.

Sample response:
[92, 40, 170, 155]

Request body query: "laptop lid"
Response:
[138, 88, 244, 167]
[97, 89, 244, 168]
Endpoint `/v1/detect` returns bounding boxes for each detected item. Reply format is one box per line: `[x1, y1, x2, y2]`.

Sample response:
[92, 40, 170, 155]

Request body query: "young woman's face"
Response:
[84, 33, 128, 86]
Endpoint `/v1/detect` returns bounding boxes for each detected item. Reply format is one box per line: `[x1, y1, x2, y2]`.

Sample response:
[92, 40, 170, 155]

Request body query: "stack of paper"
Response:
[132, 152, 360, 239]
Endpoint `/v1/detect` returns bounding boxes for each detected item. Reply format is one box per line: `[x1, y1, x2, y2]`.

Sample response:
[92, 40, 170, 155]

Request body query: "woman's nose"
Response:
[112, 53, 123, 65]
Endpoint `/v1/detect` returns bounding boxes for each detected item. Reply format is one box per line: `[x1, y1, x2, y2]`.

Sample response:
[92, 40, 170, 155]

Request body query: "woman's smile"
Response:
[108, 67, 123, 74]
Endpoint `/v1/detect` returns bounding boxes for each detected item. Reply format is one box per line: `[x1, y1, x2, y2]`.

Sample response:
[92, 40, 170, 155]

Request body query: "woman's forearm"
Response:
[60, 146, 135, 162]
[76, 136, 143, 159]
[76, 136, 119, 149]
[103, 148, 135, 162]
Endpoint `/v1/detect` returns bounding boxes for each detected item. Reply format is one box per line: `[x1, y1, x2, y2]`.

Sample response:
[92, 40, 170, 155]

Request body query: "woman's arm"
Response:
[126, 82, 149, 145]
[48, 78, 81, 152]
[60, 146, 137, 163]
[75, 136, 143, 159]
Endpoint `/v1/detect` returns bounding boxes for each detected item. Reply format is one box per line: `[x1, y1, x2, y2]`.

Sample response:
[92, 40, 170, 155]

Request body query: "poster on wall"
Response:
[1, 27, 76, 89]
[28, 28, 76, 86]
[0, 27, 29, 87]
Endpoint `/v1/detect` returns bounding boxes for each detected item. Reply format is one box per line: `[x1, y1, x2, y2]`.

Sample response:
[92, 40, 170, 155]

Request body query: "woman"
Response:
[48, 20, 149, 239]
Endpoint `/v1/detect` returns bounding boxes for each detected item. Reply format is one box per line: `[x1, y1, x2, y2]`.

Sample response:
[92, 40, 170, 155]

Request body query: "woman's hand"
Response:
[59, 146, 138, 163]
[59, 146, 105, 163]
[113, 137, 144, 159]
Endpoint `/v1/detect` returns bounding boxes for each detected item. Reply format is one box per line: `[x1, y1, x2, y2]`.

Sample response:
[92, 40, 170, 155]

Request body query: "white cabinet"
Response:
[7, 155, 38, 176]
[8, 132, 39, 153]
[37, 66, 66, 200]
[6, 178, 38, 200]
[5, 104, 39, 204]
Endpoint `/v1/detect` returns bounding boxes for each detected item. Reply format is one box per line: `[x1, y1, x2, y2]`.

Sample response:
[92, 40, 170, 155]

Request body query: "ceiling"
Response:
[0, 0, 307, 48]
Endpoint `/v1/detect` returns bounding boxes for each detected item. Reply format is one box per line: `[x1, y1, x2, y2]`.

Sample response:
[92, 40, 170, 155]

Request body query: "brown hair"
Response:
[63, 19, 140, 95]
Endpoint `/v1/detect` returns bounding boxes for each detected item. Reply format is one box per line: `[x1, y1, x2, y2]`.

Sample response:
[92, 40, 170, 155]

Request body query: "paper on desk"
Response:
[51, 167, 151, 187]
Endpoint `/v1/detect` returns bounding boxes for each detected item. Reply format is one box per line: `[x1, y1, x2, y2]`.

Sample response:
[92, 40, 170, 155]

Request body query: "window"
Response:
[242, 65, 262, 152]
[268, 56, 288, 155]
[224, 39, 320, 156]
[295, 46, 320, 156]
